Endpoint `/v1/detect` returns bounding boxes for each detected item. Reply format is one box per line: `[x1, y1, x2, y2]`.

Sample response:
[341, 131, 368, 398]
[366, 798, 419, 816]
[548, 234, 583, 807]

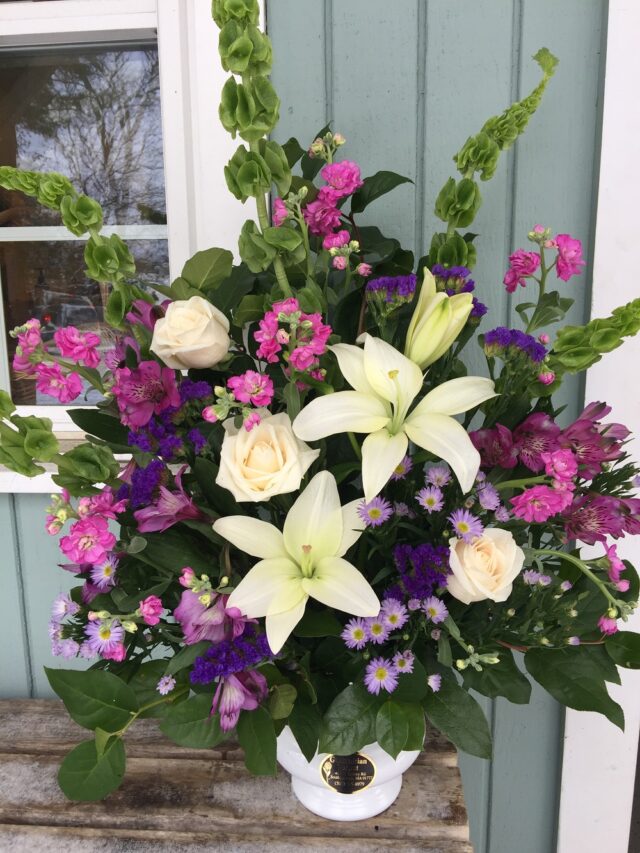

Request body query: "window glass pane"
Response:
[0, 42, 166, 225]
[3, 239, 169, 405]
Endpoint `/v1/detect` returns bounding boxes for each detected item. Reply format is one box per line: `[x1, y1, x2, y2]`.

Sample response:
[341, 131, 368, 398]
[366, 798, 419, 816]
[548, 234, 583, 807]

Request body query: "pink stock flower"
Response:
[255, 313, 282, 363]
[179, 567, 196, 588]
[12, 319, 47, 374]
[60, 517, 116, 565]
[133, 468, 203, 533]
[511, 485, 568, 523]
[227, 370, 274, 407]
[320, 160, 363, 197]
[332, 255, 348, 270]
[174, 590, 252, 645]
[513, 412, 562, 473]
[470, 424, 519, 469]
[272, 197, 288, 226]
[302, 188, 342, 236]
[272, 297, 300, 316]
[113, 361, 180, 428]
[211, 669, 268, 732]
[555, 234, 585, 281]
[138, 595, 164, 626]
[35, 363, 83, 403]
[503, 249, 540, 293]
[598, 615, 618, 636]
[54, 326, 101, 368]
[541, 449, 578, 484]
[322, 229, 351, 250]
[77, 487, 127, 521]
[243, 411, 262, 431]
[289, 346, 317, 371]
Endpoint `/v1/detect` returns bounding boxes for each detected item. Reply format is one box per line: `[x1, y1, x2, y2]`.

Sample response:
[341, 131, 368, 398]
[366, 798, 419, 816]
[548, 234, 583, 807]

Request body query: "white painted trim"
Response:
[0, 225, 167, 242]
[557, 2, 640, 851]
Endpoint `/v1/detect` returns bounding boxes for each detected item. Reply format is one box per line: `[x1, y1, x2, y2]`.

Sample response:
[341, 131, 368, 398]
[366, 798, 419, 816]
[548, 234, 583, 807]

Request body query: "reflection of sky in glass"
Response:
[0, 44, 166, 225]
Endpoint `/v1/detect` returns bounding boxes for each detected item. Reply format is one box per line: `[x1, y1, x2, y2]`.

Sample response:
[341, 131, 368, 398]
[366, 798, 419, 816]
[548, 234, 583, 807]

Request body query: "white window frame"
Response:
[0, 0, 253, 490]
[557, 2, 640, 850]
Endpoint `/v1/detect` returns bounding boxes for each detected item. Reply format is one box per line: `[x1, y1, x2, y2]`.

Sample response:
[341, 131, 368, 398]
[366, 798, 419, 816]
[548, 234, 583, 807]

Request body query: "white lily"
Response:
[404, 268, 473, 369]
[292, 335, 496, 501]
[213, 471, 379, 654]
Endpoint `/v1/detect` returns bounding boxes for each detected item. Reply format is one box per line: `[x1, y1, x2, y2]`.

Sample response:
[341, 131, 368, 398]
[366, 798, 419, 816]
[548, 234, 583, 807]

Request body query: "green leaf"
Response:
[293, 608, 342, 638]
[208, 263, 256, 315]
[400, 702, 426, 751]
[376, 701, 409, 759]
[165, 641, 212, 676]
[233, 293, 267, 327]
[606, 632, 640, 669]
[125, 660, 183, 718]
[392, 658, 428, 702]
[269, 683, 297, 719]
[181, 247, 234, 291]
[263, 225, 302, 252]
[424, 679, 492, 759]
[282, 136, 305, 168]
[160, 694, 226, 748]
[462, 650, 532, 704]
[135, 526, 212, 576]
[237, 706, 277, 775]
[288, 701, 322, 762]
[319, 683, 379, 755]
[58, 738, 126, 802]
[94, 727, 112, 758]
[0, 389, 16, 418]
[283, 382, 301, 420]
[45, 668, 139, 732]
[350, 170, 412, 214]
[525, 647, 624, 729]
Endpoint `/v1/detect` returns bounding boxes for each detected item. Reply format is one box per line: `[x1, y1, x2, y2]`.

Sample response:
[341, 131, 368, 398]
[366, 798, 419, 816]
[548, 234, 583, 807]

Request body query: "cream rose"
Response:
[151, 295, 230, 369]
[447, 528, 525, 604]
[216, 412, 319, 502]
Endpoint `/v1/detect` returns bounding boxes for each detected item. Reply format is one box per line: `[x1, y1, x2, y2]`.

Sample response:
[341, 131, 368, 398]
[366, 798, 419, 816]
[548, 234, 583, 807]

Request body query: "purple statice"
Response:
[381, 599, 409, 631]
[484, 326, 547, 363]
[477, 481, 501, 511]
[449, 508, 483, 542]
[90, 554, 118, 589]
[158, 434, 183, 459]
[357, 496, 393, 528]
[51, 593, 80, 621]
[364, 657, 399, 695]
[366, 274, 417, 304]
[130, 458, 165, 508]
[471, 297, 488, 318]
[391, 543, 449, 601]
[432, 264, 475, 294]
[393, 650, 415, 674]
[52, 638, 80, 659]
[128, 431, 153, 452]
[179, 378, 212, 403]
[424, 596, 449, 624]
[416, 486, 444, 513]
[426, 464, 451, 487]
[365, 616, 390, 644]
[341, 617, 368, 650]
[427, 673, 442, 692]
[188, 428, 208, 453]
[190, 626, 273, 684]
[84, 619, 124, 656]
[391, 454, 413, 481]
[156, 675, 177, 695]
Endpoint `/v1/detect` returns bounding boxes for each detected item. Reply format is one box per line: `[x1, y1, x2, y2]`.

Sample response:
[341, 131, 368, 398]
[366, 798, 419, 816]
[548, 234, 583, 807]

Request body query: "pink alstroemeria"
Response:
[174, 590, 252, 645]
[211, 669, 268, 731]
[125, 299, 163, 331]
[54, 326, 101, 368]
[133, 469, 203, 533]
[113, 360, 180, 428]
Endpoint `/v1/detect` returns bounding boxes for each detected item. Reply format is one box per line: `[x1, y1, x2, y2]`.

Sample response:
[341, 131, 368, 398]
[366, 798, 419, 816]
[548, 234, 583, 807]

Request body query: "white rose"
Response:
[151, 295, 230, 369]
[447, 528, 525, 605]
[216, 412, 320, 502]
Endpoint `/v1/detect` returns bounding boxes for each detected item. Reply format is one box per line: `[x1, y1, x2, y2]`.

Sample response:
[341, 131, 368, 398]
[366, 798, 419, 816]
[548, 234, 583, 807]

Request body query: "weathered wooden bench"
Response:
[0, 700, 472, 852]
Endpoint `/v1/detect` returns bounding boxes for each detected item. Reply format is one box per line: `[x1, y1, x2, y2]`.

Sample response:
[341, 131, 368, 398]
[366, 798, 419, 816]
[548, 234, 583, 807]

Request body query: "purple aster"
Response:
[427, 673, 442, 692]
[523, 570, 542, 585]
[364, 657, 399, 695]
[478, 481, 501, 511]
[84, 619, 124, 656]
[392, 650, 415, 674]
[381, 599, 409, 631]
[78, 642, 97, 660]
[416, 486, 444, 513]
[408, 598, 422, 611]
[423, 596, 448, 624]
[156, 675, 177, 695]
[357, 496, 393, 528]
[390, 455, 413, 481]
[426, 464, 451, 487]
[449, 508, 483, 542]
[51, 593, 80, 621]
[365, 617, 390, 644]
[54, 638, 80, 659]
[495, 505, 511, 521]
[341, 617, 368, 650]
[560, 580, 573, 592]
[90, 554, 119, 589]
[393, 501, 416, 519]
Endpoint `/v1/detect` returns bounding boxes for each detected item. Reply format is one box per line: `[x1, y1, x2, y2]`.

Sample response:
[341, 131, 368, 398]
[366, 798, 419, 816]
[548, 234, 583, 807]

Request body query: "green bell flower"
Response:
[36, 173, 75, 209]
[219, 21, 272, 75]
[84, 233, 135, 282]
[454, 131, 500, 181]
[435, 178, 482, 229]
[60, 194, 103, 236]
[238, 220, 277, 272]
[219, 75, 280, 142]
[211, 0, 259, 28]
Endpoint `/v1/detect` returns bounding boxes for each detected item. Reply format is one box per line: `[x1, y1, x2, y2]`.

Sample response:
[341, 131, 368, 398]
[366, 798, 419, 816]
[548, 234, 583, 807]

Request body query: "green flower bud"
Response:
[84, 233, 135, 282]
[219, 75, 279, 142]
[211, 0, 259, 28]
[60, 194, 103, 236]
[36, 173, 75, 209]
[238, 219, 277, 272]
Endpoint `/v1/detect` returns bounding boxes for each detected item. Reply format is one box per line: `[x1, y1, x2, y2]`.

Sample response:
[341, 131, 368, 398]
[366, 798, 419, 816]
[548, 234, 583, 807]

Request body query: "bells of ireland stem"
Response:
[404, 268, 473, 369]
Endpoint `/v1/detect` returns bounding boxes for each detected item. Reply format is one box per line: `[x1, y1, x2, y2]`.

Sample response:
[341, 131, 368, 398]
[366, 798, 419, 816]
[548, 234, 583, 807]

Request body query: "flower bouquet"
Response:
[2, 0, 640, 818]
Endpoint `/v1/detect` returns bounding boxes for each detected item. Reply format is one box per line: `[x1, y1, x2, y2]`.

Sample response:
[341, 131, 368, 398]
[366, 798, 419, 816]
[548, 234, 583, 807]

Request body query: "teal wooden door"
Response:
[269, 1, 606, 850]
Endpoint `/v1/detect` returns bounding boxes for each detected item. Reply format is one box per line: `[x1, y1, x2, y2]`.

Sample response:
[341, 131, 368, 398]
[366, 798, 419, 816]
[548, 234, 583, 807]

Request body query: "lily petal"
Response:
[265, 594, 309, 654]
[283, 471, 343, 564]
[404, 412, 480, 493]
[330, 343, 377, 396]
[213, 516, 286, 559]
[292, 390, 390, 441]
[405, 266, 437, 348]
[302, 556, 379, 616]
[363, 336, 423, 416]
[226, 557, 300, 617]
[361, 429, 408, 502]
[409, 376, 496, 418]
[338, 498, 366, 556]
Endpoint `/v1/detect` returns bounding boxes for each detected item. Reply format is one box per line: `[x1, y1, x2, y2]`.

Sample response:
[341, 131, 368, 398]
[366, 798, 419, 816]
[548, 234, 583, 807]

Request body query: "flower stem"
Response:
[525, 547, 620, 610]
[494, 475, 547, 492]
[348, 431, 362, 461]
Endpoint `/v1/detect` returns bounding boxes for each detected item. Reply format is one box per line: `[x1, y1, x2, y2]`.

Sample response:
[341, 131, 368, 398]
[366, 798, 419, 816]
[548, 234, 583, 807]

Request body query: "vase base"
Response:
[289, 774, 402, 821]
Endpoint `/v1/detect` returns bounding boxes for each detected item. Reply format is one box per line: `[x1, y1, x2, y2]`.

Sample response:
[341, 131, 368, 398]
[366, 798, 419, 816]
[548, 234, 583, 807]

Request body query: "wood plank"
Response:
[0, 701, 471, 851]
[0, 495, 30, 697]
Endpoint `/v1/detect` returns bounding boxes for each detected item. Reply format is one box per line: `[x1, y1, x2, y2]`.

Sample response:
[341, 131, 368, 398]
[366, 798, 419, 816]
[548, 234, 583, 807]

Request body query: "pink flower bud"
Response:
[332, 255, 348, 270]
[538, 333, 550, 344]
[616, 580, 630, 592]
[243, 411, 261, 431]
[356, 262, 373, 277]
[179, 567, 196, 588]
[537, 371, 556, 385]
[202, 405, 218, 423]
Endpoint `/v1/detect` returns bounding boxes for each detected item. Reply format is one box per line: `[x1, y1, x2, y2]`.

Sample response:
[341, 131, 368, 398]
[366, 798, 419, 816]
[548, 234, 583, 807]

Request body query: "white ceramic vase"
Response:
[276, 726, 421, 821]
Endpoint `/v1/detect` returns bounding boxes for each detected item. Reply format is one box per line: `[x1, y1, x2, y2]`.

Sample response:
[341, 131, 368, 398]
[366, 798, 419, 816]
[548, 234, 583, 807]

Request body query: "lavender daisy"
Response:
[156, 675, 177, 695]
[416, 486, 444, 513]
[477, 482, 501, 511]
[423, 596, 449, 624]
[381, 599, 409, 630]
[426, 464, 451, 487]
[84, 619, 124, 656]
[449, 508, 483, 542]
[357, 496, 393, 528]
[393, 650, 415, 674]
[427, 673, 442, 692]
[341, 617, 368, 650]
[51, 593, 80, 621]
[90, 554, 119, 589]
[364, 657, 399, 695]
[365, 617, 390, 644]
[390, 455, 413, 481]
